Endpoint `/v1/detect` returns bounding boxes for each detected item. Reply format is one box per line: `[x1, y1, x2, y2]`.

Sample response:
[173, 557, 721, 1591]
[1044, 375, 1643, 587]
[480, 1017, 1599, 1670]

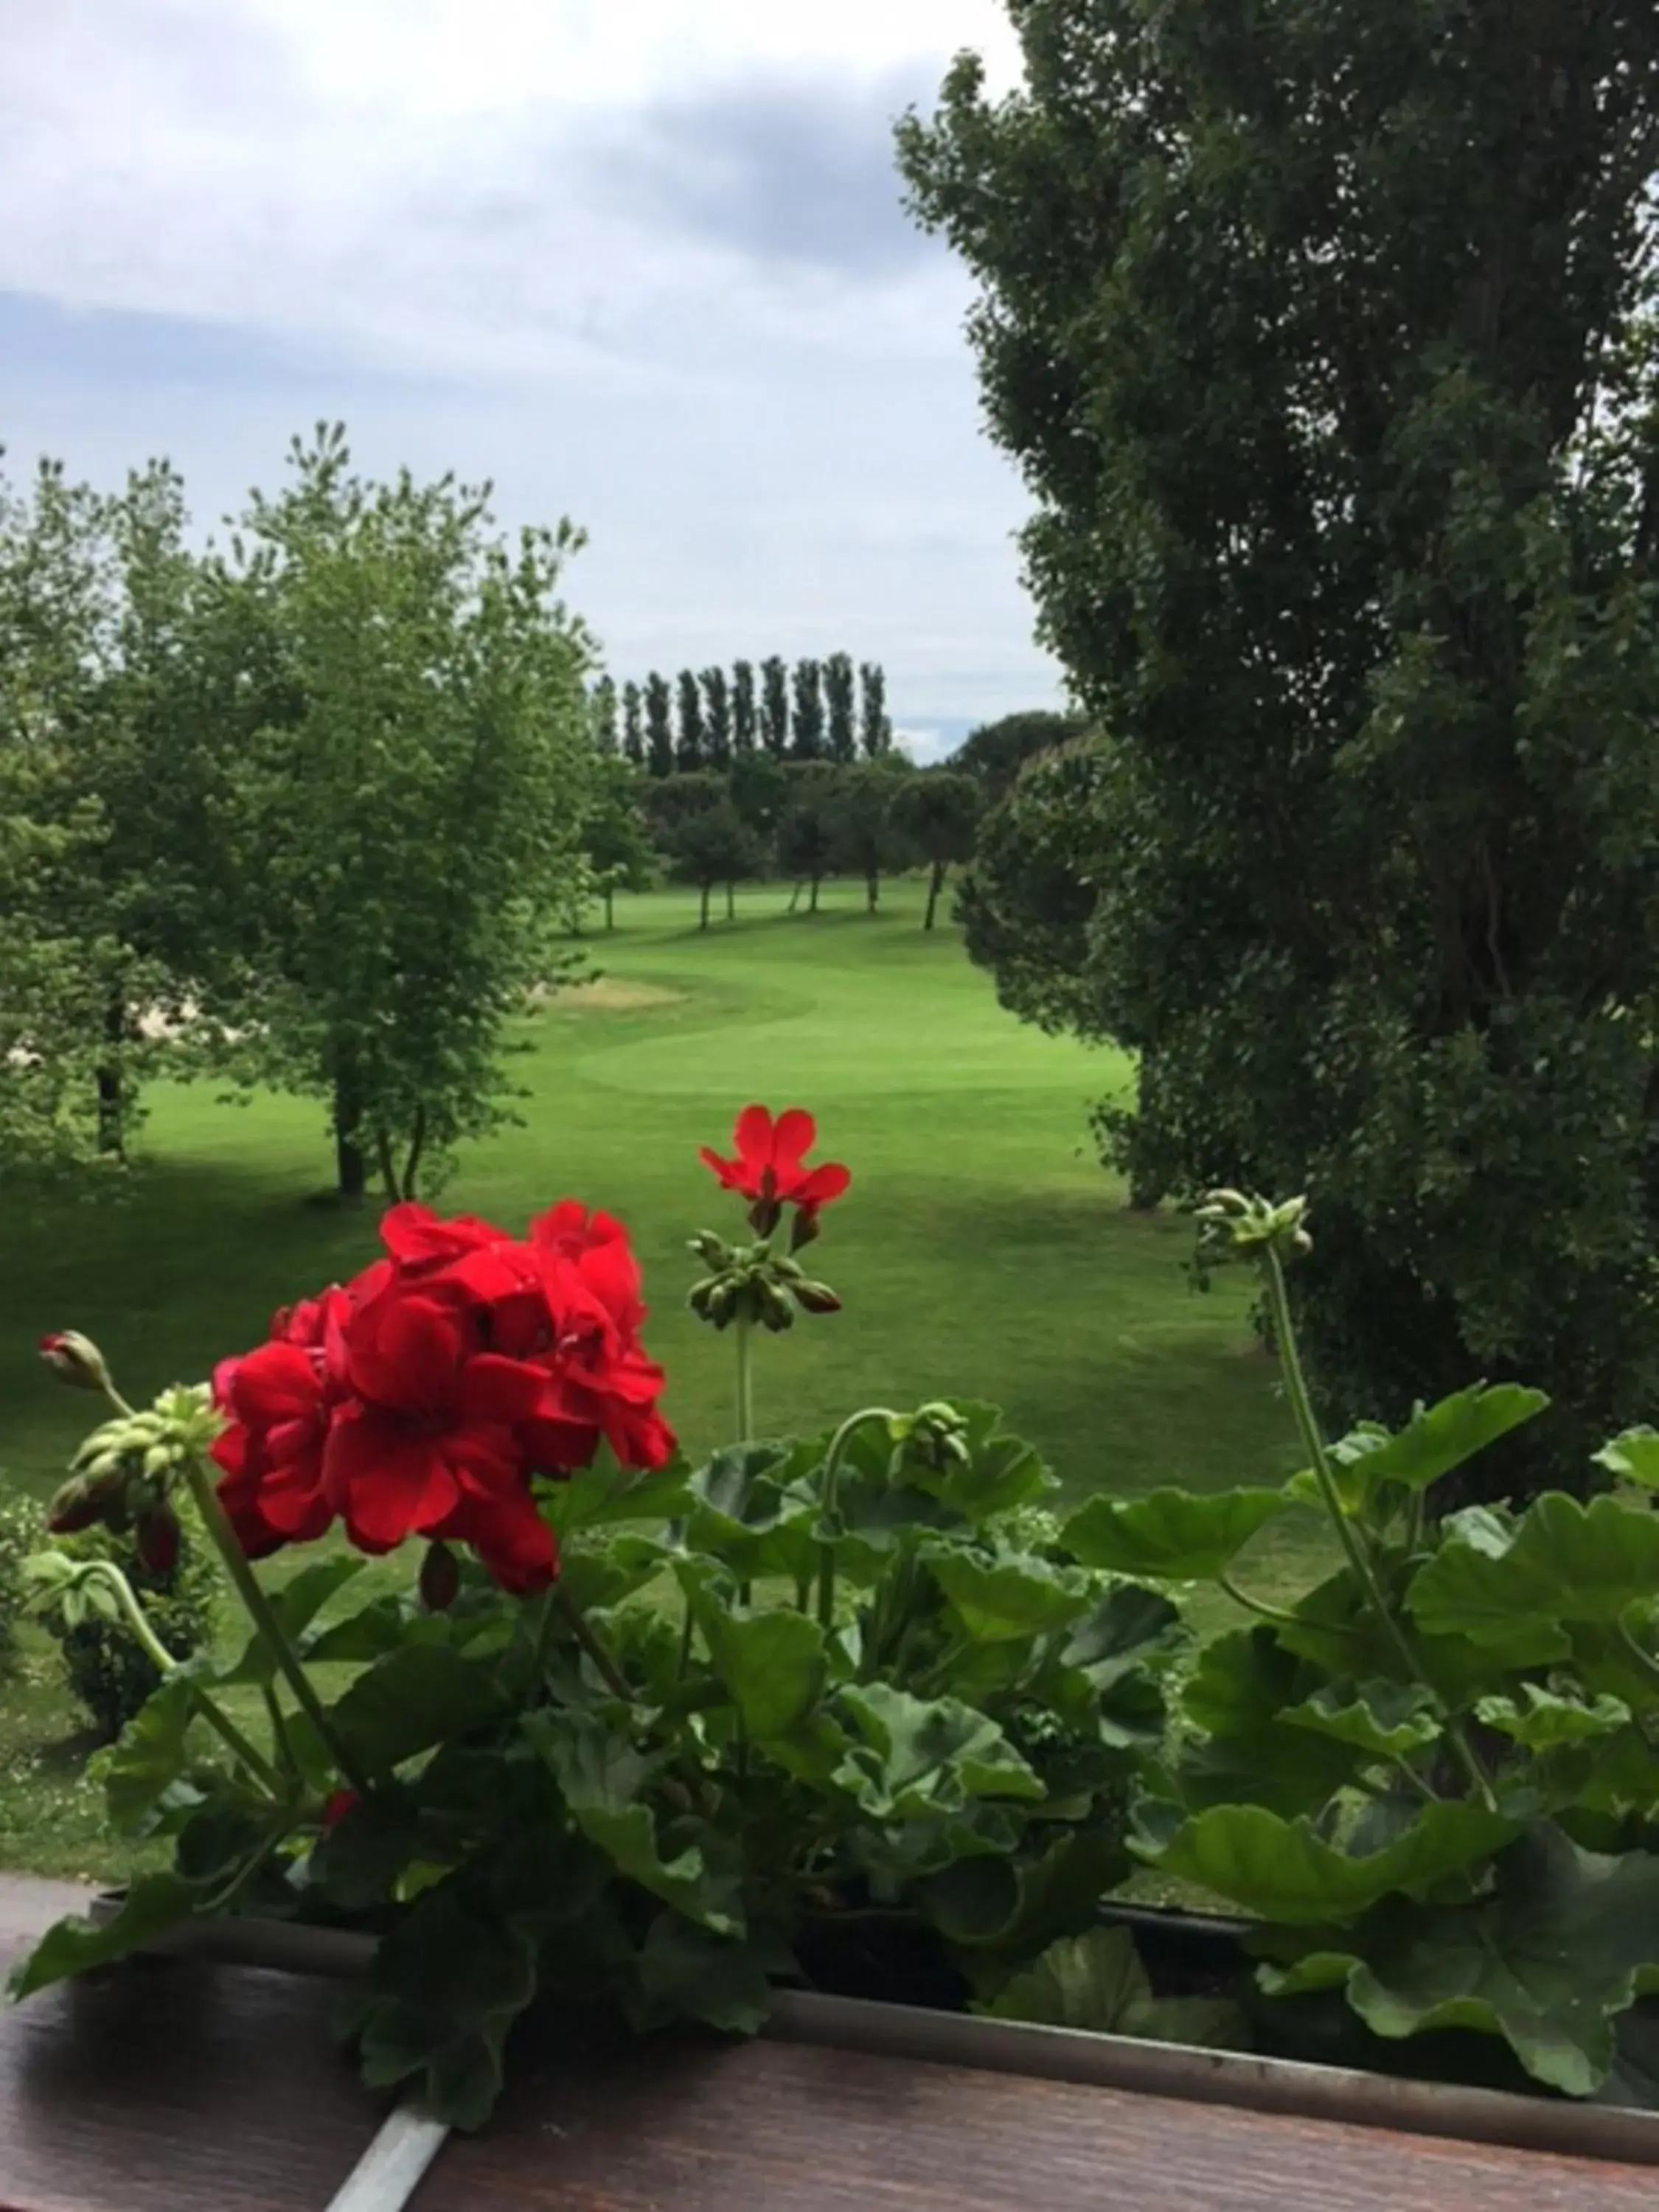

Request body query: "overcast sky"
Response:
[0, 0, 1057, 759]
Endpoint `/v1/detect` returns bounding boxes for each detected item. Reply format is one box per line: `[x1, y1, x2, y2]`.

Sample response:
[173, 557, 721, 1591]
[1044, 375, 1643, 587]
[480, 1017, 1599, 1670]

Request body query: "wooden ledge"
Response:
[2, 1877, 1657, 2211]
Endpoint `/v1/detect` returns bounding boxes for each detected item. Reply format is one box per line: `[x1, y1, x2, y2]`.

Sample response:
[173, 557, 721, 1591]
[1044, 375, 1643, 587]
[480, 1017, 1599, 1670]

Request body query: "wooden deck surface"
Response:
[1, 1874, 1655, 2211]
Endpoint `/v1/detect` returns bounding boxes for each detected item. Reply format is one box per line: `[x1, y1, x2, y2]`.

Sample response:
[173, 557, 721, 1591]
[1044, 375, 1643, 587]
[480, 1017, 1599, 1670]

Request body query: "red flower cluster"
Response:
[699, 1106, 850, 1240]
[211, 1201, 674, 1596]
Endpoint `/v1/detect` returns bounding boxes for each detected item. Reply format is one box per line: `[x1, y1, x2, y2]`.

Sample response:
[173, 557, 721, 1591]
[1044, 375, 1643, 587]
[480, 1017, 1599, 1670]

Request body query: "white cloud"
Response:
[0, 1, 1060, 722]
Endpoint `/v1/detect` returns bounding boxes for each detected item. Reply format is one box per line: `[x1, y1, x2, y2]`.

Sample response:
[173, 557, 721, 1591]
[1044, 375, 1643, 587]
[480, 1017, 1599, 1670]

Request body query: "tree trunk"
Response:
[924, 860, 946, 931]
[726, 880, 736, 921]
[95, 990, 126, 1158]
[787, 880, 803, 913]
[334, 1062, 367, 1204]
[605, 886, 615, 931]
[809, 874, 821, 913]
[866, 869, 879, 914]
[700, 883, 712, 930]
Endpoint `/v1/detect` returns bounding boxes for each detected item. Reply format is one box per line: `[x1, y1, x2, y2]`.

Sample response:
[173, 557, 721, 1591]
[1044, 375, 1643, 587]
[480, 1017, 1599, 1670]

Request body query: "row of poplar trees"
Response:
[591, 656, 894, 776]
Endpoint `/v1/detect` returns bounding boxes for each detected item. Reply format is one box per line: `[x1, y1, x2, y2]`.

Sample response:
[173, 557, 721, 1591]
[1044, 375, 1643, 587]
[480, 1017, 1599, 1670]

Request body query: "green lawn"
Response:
[0, 880, 1323, 1875]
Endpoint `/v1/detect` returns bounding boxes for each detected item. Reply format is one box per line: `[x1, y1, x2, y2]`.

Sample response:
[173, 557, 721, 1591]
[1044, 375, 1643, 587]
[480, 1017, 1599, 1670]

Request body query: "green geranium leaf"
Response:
[1281, 1679, 1443, 1761]
[1172, 1627, 1366, 1815]
[1302, 1385, 1549, 1516]
[692, 1598, 830, 1744]
[349, 1885, 539, 2131]
[1062, 1488, 1290, 1580]
[917, 1406, 1060, 1524]
[1135, 1799, 1520, 1924]
[1474, 1685, 1632, 1751]
[627, 1913, 785, 2036]
[221, 1557, 369, 1683]
[686, 1442, 820, 1583]
[554, 1528, 675, 1615]
[526, 1711, 744, 1935]
[101, 1671, 204, 1836]
[1595, 1428, 1659, 1492]
[1409, 1493, 1659, 1644]
[1258, 1826, 1659, 2098]
[333, 1644, 507, 1773]
[977, 1927, 1245, 2050]
[8, 1873, 200, 2001]
[544, 1452, 695, 1536]
[927, 1547, 1093, 1644]
[301, 1594, 424, 1665]
[920, 1824, 1130, 1957]
[832, 1682, 1043, 1820]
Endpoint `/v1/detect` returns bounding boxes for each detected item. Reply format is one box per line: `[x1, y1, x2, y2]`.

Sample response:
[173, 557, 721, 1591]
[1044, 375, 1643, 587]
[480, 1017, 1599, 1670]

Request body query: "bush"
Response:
[0, 1490, 42, 1677]
[44, 1510, 221, 1742]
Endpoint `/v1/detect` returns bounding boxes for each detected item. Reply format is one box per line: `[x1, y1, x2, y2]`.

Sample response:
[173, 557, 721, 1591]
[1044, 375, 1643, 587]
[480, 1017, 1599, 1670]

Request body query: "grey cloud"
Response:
[585, 66, 942, 277]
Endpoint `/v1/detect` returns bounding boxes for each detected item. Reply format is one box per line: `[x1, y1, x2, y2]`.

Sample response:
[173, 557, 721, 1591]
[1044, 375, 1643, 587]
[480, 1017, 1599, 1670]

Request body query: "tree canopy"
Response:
[901, 0, 1659, 1489]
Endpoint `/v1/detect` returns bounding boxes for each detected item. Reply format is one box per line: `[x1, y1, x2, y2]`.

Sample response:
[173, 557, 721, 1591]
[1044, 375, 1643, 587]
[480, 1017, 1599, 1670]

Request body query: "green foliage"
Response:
[829, 759, 914, 915]
[774, 762, 841, 908]
[790, 658, 826, 762]
[901, 4, 1659, 1495]
[1108, 1212, 1659, 2100]
[949, 711, 1086, 803]
[823, 651, 857, 764]
[43, 1513, 220, 1743]
[976, 1925, 1242, 2051]
[857, 661, 891, 759]
[11, 1397, 1184, 2128]
[644, 672, 675, 779]
[890, 769, 982, 931]
[0, 1492, 40, 1676]
[674, 669, 705, 775]
[581, 756, 655, 927]
[759, 655, 790, 759]
[663, 801, 763, 929]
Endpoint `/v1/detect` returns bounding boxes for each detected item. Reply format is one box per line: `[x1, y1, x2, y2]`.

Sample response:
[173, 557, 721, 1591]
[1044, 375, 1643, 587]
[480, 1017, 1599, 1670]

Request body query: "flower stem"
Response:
[182, 1455, 373, 1798]
[735, 1317, 756, 1610]
[734, 1318, 755, 1444]
[556, 1587, 633, 1702]
[82, 1562, 284, 1797]
[1260, 1248, 1496, 1811]
[815, 1408, 899, 1632]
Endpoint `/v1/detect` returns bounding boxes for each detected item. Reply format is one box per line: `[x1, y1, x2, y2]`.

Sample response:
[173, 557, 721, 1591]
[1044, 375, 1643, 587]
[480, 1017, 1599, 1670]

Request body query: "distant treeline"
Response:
[586, 656, 894, 776]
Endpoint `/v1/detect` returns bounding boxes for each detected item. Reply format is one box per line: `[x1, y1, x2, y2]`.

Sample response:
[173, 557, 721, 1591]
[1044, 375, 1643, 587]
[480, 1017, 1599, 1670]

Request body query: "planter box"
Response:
[125, 1898, 1659, 2171]
[3, 1879, 1656, 2212]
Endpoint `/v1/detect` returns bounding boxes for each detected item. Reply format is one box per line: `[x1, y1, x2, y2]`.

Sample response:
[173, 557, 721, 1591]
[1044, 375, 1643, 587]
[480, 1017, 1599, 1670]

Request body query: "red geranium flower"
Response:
[699, 1105, 850, 1237]
[209, 1197, 674, 1599]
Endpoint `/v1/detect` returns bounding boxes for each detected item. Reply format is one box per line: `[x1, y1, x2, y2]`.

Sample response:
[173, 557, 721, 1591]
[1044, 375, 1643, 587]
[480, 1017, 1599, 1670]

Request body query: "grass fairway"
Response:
[0, 881, 1318, 1875]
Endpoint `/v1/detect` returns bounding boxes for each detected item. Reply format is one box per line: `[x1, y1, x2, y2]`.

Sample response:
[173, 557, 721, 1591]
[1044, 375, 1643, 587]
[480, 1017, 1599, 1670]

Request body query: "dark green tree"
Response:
[891, 768, 984, 930]
[582, 755, 655, 929]
[666, 799, 762, 929]
[858, 661, 893, 757]
[775, 762, 841, 913]
[901, 1, 1659, 1490]
[621, 679, 645, 770]
[588, 674, 619, 754]
[728, 748, 787, 849]
[675, 669, 706, 773]
[790, 658, 826, 761]
[953, 709, 1085, 803]
[824, 651, 858, 762]
[229, 427, 594, 1203]
[759, 655, 791, 759]
[830, 759, 912, 914]
[731, 658, 758, 757]
[644, 672, 675, 779]
[701, 666, 733, 770]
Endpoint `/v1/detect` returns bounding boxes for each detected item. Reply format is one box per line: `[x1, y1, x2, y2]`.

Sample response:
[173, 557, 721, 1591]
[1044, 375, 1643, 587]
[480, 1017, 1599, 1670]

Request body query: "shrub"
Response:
[44, 1510, 220, 1742]
[0, 1490, 42, 1677]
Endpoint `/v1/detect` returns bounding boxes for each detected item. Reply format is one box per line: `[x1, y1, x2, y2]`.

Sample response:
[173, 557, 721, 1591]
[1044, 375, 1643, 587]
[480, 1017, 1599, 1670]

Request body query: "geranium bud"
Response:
[790, 1206, 822, 1253]
[420, 1540, 460, 1612]
[320, 1790, 358, 1832]
[791, 1279, 841, 1316]
[46, 1472, 112, 1535]
[38, 1330, 116, 1397]
[136, 1504, 181, 1576]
